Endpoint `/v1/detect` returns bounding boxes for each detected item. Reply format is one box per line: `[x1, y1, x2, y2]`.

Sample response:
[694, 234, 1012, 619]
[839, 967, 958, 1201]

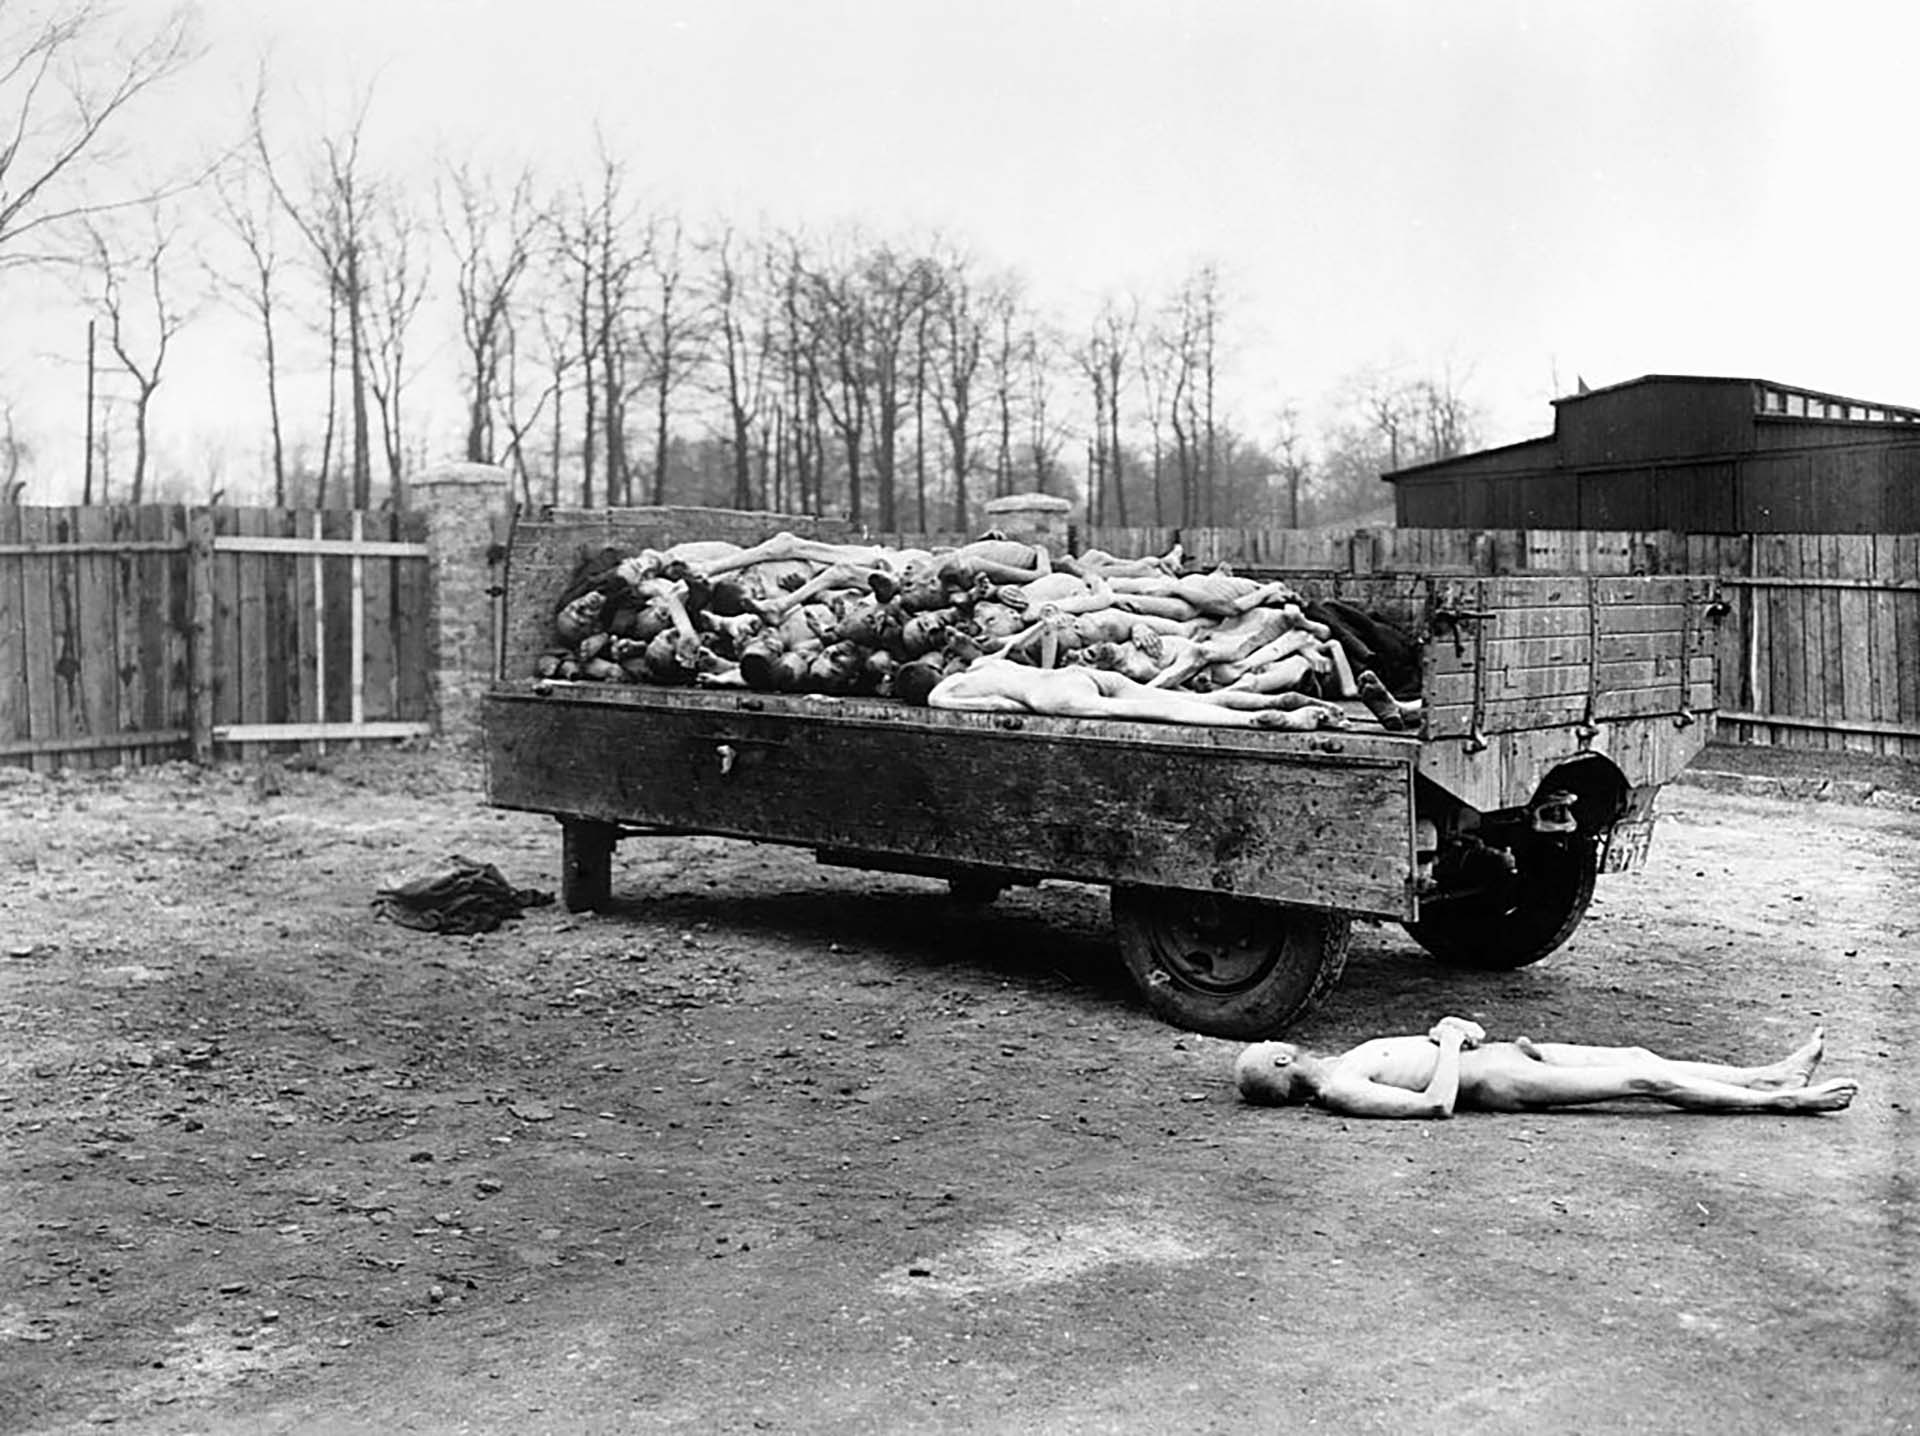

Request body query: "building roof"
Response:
[1385, 373, 1920, 481]
[1549, 372, 1920, 419]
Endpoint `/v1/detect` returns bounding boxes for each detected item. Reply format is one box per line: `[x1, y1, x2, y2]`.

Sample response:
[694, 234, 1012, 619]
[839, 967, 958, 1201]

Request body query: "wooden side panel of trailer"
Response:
[1414, 574, 1718, 811]
[487, 686, 1419, 919]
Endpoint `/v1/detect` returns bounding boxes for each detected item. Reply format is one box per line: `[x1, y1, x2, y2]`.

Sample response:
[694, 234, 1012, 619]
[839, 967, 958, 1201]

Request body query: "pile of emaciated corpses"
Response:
[536, 532, 1423, 730]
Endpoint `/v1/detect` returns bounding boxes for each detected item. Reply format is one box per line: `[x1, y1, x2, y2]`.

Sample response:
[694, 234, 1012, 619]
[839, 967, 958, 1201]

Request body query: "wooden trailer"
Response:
[484, 508, 1721, 1038]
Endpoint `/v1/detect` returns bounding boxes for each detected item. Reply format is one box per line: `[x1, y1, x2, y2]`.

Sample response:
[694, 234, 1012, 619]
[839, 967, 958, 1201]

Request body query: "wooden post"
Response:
[187, 506, 216, 764]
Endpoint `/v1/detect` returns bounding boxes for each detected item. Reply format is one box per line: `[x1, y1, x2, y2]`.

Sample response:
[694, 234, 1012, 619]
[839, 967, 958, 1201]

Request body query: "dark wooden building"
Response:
[1386, 374, 1920, 532]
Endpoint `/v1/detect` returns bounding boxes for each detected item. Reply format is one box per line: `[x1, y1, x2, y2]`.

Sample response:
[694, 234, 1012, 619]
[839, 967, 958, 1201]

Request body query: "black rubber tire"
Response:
[1110, 886, 1352, 1039]
[1403, 837, 1598, 970]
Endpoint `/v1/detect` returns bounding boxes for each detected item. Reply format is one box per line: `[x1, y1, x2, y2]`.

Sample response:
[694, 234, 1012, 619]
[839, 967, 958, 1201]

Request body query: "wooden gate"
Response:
[0, 504, 432, 771]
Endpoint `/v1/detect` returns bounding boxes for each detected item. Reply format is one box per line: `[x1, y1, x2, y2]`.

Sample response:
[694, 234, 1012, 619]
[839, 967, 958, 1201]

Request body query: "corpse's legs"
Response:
[1514, 1028, 1827, 1089]
[1469, 1031, 1855, 1113]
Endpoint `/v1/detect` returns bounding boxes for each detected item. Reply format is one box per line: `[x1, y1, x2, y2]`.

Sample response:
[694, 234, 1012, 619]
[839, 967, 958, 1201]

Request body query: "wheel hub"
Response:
[1140, 893, 1285, 993]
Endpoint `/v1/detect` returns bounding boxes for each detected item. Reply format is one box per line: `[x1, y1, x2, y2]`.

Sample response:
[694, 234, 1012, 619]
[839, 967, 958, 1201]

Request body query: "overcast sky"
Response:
[10, 0, 1920, 498]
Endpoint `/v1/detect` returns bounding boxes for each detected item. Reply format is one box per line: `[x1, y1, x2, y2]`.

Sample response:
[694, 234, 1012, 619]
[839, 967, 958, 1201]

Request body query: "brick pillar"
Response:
[412, 463, 513, 744]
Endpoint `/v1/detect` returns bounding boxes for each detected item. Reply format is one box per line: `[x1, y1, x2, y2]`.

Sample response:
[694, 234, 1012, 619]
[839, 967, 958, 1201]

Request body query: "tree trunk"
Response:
[264, 307, 287, 506]
[346, 250, 372, 508]
[131, 390, 151, 503]
[653, 362, 671, 506]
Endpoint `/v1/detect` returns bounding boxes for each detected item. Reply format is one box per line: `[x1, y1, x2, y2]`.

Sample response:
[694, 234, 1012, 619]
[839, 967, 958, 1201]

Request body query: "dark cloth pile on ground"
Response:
[373, 857, 555, 935]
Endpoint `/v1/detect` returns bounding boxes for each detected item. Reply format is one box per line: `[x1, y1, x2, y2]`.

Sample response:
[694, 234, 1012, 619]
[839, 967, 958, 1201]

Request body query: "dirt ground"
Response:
[2, 746, 1916, 1435]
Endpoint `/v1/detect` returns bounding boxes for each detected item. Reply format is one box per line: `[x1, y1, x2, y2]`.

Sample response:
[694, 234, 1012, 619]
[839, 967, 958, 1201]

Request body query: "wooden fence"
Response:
[0, 504, 433, 771]
[4, 505, 1913, 769]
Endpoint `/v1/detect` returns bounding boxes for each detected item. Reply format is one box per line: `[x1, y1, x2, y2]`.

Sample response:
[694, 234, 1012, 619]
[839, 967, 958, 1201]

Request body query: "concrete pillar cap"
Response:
[413, 462, 512, 489]
[983, 493, 1072, 514]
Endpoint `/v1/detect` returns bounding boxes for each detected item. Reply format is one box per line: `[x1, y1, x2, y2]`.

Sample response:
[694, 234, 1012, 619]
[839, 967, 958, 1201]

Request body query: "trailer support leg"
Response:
[561, 819, 618, 912]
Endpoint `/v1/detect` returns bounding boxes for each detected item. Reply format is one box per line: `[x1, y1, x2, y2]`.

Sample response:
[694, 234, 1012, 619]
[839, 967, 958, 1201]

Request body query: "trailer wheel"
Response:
[1111, 886, 1351, 1039]
[1404, 837, 1597, 970]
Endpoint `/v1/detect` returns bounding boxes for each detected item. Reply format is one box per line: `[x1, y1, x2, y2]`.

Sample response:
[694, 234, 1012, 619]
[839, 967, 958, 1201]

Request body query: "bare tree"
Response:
[0, 2, 199, 269]
[772, 235, 827, 514]
[1188, 265, 1223, 525]
[548, 152, 648, 506]
[1022, 324, 1066, 496]
[1153, 267, 1227, 525]
[1101, 296, 1137, 526]
[804, 244, 871, 523]
[930, 253, 988, 530]
[0, 402, 30, 501]
[525, 298, 576, 506]
[209, 147, 292, 503]
[859, 244, 937, 530]
[80, 209, 189, 502]
[1137, 318, 1173, 525]
[1352, 364, 1414, 474]
[1144, 284, 1205, 526]
[1076, 295, 1136, 526]
[439, 159, 536, 466]
[363, 191, 430, 496]
[1271, 404, 1310, 527]
[638, 215, 705, 505]
[1412, 363, 1480, 463]
[254, 88, 382, 506]
[706, 224, 768, 510]
[982, 280, 1020, 499]
[595, 185, 643, 506]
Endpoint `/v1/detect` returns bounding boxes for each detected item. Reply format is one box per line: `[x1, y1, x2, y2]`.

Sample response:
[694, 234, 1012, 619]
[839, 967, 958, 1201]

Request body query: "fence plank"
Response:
[1763, 536, 1799, 749]
[362, 509, 396, 721]
[70, 508, 120, 769]
[1869, 535, 1900, 757]
[188, 508, 216, 763]
[1897, 534, 1920, 759]
[1829, 535, 1875, 755]
[0, 506, 22, 747]
[132, 507, 170, 750]
[43, 509, 85, 764]
[322, 509, 355, 727]
[395, 509, 431, 721]
[1814, 536, 1846, 753]
[208, 506, 240, 747]
[256, 509, 287, 735]
[237, 508, 270, 742]
[159, 506, 192, 746]
[109, 507, 147, 761]
[1712, 536, 1750, 722]
[293, 510, 321, 730]
[1742, 537, 1769, 746]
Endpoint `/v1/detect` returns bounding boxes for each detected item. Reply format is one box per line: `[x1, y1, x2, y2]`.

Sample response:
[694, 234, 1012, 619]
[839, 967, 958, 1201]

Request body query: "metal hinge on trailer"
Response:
[1673, 584, 1697, 730]
[1578, 575, 1602, 747]
[1427, 580, 1492, 753]
[1671, 579, 1727, 731]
